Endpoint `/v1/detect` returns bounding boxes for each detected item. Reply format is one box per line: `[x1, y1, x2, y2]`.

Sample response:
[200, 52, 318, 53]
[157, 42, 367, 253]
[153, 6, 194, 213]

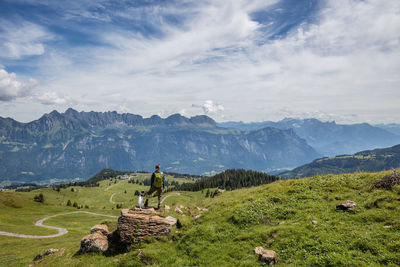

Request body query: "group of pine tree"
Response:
[172, 169, 279, 192]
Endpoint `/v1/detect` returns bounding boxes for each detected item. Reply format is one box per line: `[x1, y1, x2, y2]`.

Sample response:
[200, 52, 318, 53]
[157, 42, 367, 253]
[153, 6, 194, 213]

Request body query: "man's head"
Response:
[155, 164, 161, 170]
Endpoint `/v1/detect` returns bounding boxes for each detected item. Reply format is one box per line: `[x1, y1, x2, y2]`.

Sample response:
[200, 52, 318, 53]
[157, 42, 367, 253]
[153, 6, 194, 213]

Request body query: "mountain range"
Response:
[218, 119, 400, 156]
[0, 109, 319, 184]
[374, 123, 400, 136]
[280, 144, 400, 178]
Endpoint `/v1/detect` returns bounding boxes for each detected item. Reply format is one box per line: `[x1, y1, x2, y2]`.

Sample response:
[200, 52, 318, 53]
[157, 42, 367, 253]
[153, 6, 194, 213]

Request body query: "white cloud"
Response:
[36, 92, 68, 105]
[0, 69, 38, 101]
[192, 100, 224, 115]
[0, 69, 70, 107]
[0, 20, 53, 59]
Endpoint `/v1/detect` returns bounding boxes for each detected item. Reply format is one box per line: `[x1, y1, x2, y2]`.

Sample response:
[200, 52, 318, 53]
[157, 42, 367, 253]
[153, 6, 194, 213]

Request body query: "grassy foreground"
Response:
[1, 171, 400, 266]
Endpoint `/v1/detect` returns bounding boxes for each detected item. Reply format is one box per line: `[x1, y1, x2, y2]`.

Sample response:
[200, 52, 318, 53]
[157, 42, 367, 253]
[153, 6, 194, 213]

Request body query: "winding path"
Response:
[0, 211, 118, 239]
[160, 192, 181, 204]
[109, 192, 119, 204]
[0, 193, 181, 239]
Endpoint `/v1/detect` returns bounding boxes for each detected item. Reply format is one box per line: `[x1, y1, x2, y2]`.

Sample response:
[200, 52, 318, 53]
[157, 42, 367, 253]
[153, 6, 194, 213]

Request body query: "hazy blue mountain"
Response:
[280, 144, 400, 178]
[0, 109, 319, 184]
[375, 123, 400, 136]
[218, 119, 400, 157]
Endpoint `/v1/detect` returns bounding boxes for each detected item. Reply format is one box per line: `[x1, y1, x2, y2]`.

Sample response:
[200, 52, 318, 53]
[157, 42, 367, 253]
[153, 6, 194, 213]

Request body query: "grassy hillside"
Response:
[281, 144, 400, 178]
[1, 171, 399, 266]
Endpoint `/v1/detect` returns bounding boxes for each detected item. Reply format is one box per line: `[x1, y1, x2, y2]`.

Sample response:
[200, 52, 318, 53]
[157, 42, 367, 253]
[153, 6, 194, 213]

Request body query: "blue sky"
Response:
[0, 0, 399, 123]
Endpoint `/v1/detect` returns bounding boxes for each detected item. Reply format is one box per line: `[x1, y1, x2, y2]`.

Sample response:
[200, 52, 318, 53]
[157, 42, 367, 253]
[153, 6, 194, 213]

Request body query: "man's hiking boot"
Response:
[144, 199, 149, 208]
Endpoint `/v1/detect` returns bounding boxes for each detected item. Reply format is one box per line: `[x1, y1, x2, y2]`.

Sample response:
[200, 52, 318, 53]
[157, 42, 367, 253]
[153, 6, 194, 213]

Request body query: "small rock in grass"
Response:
[164, 205, 170, 212]
[336, 200, 357, 211]
[278, 221, 285, 225]
[175, 207, 184, 215]
[193, 214, 202, 221]
[384, 225, 393, 229]
[165, 216, 177, 225]
[34, 248, 59, 261]
[254, 246, 278, 265]
[311, 220, 317, 225]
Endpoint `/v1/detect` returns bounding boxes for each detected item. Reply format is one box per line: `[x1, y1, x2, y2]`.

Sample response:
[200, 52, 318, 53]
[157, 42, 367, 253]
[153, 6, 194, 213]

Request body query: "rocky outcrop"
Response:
[336, 200, 357, 211]
[374, 170, 400, 190]
[78, 208, 176, 255]
[118, 208, 176, 244]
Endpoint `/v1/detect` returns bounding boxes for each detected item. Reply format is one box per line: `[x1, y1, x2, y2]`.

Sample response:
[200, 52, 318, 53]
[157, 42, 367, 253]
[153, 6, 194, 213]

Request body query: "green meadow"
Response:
[1, 171, 399, 266]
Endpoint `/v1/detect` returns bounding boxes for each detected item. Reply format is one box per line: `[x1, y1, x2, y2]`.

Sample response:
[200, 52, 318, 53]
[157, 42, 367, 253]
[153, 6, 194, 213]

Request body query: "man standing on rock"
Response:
[144, 164, 165, 209]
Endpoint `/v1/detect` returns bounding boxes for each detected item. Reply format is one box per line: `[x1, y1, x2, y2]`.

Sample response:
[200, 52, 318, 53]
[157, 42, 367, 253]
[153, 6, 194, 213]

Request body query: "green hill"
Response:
[280, 144, 400, 178]
[0, 171, 399, 266]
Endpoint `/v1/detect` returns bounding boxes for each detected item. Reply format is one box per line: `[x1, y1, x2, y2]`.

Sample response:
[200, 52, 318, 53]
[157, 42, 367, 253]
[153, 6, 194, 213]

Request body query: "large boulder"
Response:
[118, 208, 176, 244]
[90, 224, 110, 236]
[79, 232, 109, 254]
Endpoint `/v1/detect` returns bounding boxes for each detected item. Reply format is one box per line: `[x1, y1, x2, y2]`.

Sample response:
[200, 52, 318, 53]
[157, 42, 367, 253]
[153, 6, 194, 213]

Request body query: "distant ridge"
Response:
[218, 118, 400, 156]
[280, 144, 400, 178]
[0, 109, 319, 183]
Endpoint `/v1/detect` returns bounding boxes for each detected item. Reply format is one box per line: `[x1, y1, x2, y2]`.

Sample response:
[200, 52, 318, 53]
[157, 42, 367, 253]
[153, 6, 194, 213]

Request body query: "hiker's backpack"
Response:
[153, 172, 163, 188]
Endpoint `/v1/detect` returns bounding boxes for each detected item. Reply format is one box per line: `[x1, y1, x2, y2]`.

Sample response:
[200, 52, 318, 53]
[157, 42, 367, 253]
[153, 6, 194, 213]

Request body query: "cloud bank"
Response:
[0, 0, 399, 123]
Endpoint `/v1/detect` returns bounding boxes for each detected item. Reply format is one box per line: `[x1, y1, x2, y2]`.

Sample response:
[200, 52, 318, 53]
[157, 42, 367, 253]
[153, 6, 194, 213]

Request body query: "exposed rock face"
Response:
[79, 232, 109, 254]
[336, 200, 357, 211]
[255, 246, 278, 265]
[118, 208, 176, 244]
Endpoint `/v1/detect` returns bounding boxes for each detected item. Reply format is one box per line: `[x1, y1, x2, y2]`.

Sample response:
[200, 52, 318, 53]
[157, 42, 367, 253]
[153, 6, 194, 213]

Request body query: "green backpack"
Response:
[153, 172, 163, 188]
